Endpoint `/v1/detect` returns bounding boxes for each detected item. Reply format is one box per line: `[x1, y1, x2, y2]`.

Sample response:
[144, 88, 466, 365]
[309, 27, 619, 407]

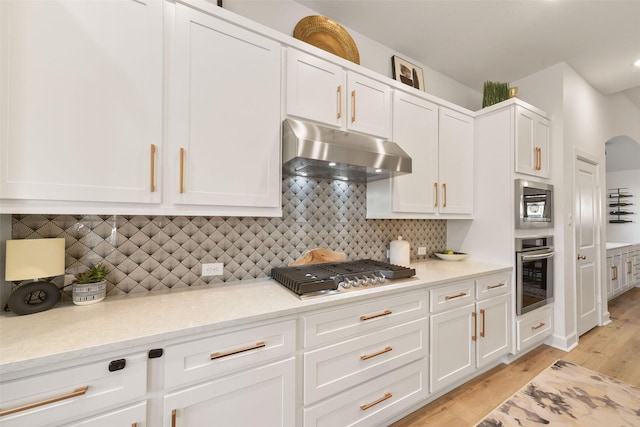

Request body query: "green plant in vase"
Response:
[482, 81, 510, 108]
[73, 263, 109, 305]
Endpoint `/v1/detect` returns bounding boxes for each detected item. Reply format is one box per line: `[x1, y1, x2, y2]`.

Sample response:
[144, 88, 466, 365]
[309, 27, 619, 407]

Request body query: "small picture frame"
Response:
[392, 56, 425, 91]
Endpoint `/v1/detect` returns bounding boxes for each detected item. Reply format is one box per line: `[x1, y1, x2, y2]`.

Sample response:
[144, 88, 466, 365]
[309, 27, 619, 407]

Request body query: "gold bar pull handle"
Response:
[171, 409, 177, 427]
[443, 183, 447, 207]
[472, 311, 477, 341]
[351, 90, 356, 123]
[487, 283, 506, 290]
[444, 291, 467, 301]
[150, 144, 156, 192]
[360, 392, 392, 411]
[360, 309, 392, 321]
[211, 341, 266, 360]
[132, 423, 138, 427]
[0, 386, 89, 417]
[434, 183, 438, 207]
[628, 261, 633, 274]
[337, 85, 343, 119]
[612, 265, 618, 281]
[480, 309, 486, 338]
[361, 346, 392, 361]
[179, 148, 185, 193]
[532, 322, 546, 330]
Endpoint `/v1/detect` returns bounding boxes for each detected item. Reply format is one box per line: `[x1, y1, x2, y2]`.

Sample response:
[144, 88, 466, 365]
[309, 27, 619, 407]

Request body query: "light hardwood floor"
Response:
[391, 287, 640, 427]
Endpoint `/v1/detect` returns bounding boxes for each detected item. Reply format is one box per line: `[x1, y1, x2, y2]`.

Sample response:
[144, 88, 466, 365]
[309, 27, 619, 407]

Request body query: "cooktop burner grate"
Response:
[270, 259, 416, 297]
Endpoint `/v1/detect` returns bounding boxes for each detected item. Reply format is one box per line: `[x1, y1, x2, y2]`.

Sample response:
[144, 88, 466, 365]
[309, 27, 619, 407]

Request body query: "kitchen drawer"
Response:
[164, 319, 295, 389]
[429, 280, 475, 314]
[303, 290, 428, 348]
[517, 306, 553, 351]
[0, 352, 147, 427]
[304, 318, 427, 404]
[303, 359, 428, 427]
[475, 274, 511, 301]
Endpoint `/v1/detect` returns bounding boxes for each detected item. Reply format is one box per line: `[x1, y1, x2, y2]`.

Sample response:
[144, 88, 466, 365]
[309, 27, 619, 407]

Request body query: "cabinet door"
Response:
[476, 294, 511, 368]
[164, 358, 295, 427]
[286, 49, 345, 128]
[64, 401, 146, 427]
[622, 251, 633, 290]
[0, 0, 163, 204]
[430, 304, 475, 393]
[169, 4, 281, 211]
[346, 72, 392, 138]
[607, 254, 622, 298]
[515, 106, 550, 178]
[390, 92, 439, 214]
[438, 108, 474, 215]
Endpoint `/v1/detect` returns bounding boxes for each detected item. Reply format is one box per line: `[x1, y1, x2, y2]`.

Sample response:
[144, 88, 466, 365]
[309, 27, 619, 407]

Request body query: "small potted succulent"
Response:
[72, 263, 109, 305]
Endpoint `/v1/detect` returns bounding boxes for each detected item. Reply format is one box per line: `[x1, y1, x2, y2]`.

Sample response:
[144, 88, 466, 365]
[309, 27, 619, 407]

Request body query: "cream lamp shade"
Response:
[5, 238, 65, 281]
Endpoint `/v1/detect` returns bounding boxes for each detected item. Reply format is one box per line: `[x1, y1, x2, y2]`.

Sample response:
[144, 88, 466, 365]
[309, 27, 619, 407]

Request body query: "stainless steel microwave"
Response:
[515, 179, 553, 229]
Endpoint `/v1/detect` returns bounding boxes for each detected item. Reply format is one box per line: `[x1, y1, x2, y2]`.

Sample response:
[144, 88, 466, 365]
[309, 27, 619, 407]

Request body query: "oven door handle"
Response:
[521, 251, 555, 261]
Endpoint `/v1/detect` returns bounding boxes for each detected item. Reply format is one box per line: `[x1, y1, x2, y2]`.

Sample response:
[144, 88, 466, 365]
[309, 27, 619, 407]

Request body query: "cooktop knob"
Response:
[339, 280, 349, 289]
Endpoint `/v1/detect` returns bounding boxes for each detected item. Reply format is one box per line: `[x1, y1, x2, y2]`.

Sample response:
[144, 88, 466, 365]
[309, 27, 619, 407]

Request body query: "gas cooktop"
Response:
[270, 259, 416, 298]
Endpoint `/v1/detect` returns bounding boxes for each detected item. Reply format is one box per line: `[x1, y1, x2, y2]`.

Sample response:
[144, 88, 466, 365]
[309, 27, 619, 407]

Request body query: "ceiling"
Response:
[297, 0, 640, 108]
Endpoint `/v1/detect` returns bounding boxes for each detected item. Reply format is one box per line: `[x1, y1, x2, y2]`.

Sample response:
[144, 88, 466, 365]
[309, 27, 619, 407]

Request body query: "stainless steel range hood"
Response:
[282, 119, 412, 182]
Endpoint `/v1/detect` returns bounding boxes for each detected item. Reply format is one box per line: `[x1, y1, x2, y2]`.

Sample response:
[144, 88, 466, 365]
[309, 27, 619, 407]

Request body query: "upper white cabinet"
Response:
[367, 96, 473, 219]
[286, 49, 392, 138]
[515, 105, 550, 178]
[437, 108, 474, 215]
[166, 3, 281, 214]
[0, 0, 163, 206]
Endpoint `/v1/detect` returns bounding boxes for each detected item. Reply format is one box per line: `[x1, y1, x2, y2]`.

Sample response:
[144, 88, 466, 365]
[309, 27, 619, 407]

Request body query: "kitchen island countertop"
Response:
[606, 242, 638, 250]
[0, 259, 511, 375]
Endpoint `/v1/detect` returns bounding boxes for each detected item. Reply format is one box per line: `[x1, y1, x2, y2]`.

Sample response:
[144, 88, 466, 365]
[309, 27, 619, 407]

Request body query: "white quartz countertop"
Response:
[606, 242, 637, 250]
[0, 259, 511, 375]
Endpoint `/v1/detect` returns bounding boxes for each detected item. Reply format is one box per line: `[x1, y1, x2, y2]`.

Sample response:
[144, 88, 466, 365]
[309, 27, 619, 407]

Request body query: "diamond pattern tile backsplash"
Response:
[11, 177, 446, 297]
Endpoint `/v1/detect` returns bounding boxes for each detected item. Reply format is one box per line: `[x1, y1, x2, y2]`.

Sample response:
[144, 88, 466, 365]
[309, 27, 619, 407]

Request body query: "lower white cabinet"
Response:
[516, 305, 553, 351]
[302, 290, 429, 426]
[162, 319, 297, 427]
[164, 358, 295, 427]
[303, 360, 428, 427]
[0, 352, 147, 427]
[65, 401, 147, 427]
[430, 274, 512, 393]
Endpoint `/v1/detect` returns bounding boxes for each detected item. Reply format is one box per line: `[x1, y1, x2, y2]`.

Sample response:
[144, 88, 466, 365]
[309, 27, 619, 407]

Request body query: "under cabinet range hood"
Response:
[282, 119, 412, 182]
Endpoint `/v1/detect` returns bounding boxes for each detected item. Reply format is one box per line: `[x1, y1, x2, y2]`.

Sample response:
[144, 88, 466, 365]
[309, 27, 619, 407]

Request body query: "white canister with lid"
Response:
[389, 236, 410, 267]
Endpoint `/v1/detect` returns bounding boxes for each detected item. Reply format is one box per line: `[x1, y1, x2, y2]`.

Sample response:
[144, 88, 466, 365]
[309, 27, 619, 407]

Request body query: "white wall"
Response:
[607, 169, 640, 242]
[223, 0, 482, 110]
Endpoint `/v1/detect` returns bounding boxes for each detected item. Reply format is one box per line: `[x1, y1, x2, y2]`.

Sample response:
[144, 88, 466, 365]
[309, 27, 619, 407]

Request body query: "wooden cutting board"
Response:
[289, 248, 347, 266]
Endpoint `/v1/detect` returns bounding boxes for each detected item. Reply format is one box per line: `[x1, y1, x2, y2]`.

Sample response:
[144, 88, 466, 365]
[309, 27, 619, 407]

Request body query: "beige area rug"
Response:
[476, 360, 640, 426]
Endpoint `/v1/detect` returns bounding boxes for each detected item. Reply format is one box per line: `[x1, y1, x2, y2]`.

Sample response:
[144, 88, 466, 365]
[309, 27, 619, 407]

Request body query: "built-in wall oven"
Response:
[516, 236, 554, 315]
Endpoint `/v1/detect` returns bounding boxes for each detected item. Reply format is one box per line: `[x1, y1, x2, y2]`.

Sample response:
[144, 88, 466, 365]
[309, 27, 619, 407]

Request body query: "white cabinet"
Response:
[621, 248, 634, 291]
[607, 249, 623, 299]
[634, 245, 640, 287]
[0, 352, 147, 427]
[286, 49, 392, 138]
[367, 95, 473, 219]
[164, 358, 295, 427]
[64, 401, 147, 427]
[515, 105, 550, 178]
[430, 302, 476, 393]
[302, 291, 429, 426]
[0, 0, 163, 207]
[163, 319, 296, 427]
[430, 274, 512, 393]
[167, 2, 281, 215]
[437, 108, 474, 215]
[516, 305, 553, 351]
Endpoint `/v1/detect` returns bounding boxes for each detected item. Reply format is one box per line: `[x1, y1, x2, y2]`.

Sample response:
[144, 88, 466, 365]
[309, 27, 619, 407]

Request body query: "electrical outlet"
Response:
[202, 263, 224, 276]
[418, 247, 427, 256]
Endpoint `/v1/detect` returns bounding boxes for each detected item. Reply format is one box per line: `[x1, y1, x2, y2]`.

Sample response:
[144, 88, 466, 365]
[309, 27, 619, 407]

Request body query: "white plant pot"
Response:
[72, 280, 107, 305]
